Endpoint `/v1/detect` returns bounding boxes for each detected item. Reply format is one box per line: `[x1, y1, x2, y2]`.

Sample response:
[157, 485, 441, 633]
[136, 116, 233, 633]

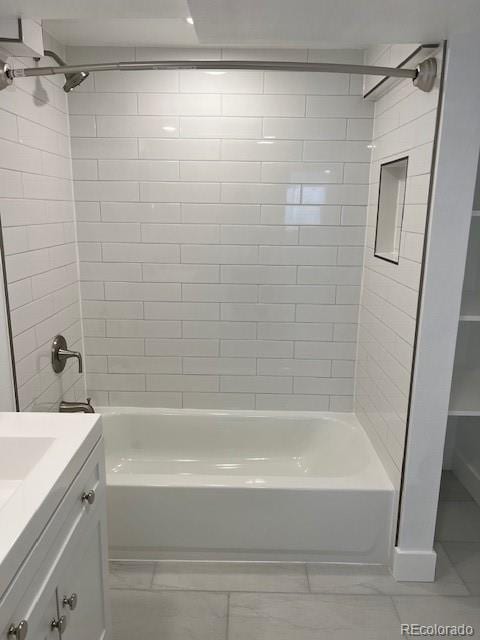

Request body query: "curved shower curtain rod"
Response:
[0, 56, 437, 93]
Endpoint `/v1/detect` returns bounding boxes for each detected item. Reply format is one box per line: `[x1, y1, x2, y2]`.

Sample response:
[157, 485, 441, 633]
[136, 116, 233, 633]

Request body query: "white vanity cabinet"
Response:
[56, 506, 108, 640]
[0, 436, 111, 640]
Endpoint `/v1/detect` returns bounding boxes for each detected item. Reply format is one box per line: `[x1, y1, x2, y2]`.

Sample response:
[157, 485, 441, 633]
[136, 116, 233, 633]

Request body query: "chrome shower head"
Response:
[43, 49, 89, 93]
[63, 70, 89, 92]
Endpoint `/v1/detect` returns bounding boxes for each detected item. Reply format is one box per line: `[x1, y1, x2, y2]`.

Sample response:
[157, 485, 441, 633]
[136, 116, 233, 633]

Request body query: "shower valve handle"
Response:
[52, 334, 83, 373]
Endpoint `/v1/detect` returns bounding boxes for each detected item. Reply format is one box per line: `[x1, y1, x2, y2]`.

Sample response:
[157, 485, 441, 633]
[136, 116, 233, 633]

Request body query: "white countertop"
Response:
[0, 412, 101, 597]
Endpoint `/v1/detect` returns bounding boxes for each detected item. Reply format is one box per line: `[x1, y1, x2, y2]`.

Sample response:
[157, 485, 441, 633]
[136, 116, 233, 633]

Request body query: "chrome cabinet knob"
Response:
[81, 489, 95, 505]
[63, 593, 78, 611]
[8, 621, 28, 640]
[51, 616, 67, 633]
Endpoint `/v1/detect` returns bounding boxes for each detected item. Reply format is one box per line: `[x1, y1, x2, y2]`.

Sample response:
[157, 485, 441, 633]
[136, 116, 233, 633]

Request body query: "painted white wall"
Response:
[394, 34, 480, 581]
[442, 416, 458, 469]
[0, 18, 44, 56]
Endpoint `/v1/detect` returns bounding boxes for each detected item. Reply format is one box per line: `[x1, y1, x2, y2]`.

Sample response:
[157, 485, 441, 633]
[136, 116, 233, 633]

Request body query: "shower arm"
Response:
[0, 57, 437, 92]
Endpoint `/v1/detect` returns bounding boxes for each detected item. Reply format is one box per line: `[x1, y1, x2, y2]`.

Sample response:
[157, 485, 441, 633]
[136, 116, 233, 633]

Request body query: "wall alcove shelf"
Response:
[449, 212, 480, 415]
[459, 291, 480, 321]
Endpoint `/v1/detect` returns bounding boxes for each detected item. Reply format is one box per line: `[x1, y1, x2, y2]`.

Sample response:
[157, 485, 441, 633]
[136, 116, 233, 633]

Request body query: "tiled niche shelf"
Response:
[374, 157, 408, 264]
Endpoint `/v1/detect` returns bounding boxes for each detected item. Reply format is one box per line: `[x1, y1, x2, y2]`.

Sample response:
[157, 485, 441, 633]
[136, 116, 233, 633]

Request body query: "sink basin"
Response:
[0, 437, 55, 509]
[0, 437, 54, 480]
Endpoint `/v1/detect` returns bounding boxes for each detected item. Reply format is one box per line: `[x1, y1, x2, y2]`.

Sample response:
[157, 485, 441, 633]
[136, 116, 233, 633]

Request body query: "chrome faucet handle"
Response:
[52, 335, 83, 373]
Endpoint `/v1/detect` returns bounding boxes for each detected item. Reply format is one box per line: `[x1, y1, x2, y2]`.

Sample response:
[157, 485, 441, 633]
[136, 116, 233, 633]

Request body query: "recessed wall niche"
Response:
[374, 156, 408, 264]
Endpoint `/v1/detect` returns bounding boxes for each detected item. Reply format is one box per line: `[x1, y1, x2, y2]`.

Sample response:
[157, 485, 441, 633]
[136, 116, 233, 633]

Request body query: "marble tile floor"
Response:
[109, 471, 480, 640]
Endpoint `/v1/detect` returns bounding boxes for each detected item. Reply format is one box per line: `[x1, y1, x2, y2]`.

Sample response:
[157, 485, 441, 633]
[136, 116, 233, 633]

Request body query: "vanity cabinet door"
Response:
[56, 504, 110, 640]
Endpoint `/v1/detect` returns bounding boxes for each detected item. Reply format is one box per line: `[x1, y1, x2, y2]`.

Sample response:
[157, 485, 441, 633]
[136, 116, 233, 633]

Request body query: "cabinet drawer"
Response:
[0, 438, 106, 637]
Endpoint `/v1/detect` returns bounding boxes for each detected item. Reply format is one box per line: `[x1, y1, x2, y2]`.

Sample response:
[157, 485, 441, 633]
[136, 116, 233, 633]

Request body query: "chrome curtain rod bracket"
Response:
[0, 56, 437, 93]
[0, 60, 13, 90]
[413, 57, 437, 92]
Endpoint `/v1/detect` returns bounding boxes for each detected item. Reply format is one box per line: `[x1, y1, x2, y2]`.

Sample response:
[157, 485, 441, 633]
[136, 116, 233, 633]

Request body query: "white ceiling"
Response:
[1, 0, 480, 48]
[0, 0, 190, 19]
[44, 19, 200, 47]
[188, 0, 480, 48]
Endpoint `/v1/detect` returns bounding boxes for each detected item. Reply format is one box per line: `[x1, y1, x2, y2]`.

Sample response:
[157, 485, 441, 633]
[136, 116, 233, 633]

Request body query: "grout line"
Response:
[109, 584, 324, 596]
[388, 594, 403, 625]
[225, 592, 231, 640]
[435, 542, 470, 593]
[305, 563, 312, 593]
[106, 579, 475, 600]
[149, 561, 156, 589]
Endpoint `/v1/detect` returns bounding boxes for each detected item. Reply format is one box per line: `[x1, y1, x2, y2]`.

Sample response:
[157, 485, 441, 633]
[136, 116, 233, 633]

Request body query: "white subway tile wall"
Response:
[68, 46, 373, 411]
[355, 46, 442, 487]
[0, 38, 85, 410]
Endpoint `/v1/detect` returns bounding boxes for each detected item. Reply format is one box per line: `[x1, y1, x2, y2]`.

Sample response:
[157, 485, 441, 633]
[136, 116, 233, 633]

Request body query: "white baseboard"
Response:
[392, 547, 437, 581]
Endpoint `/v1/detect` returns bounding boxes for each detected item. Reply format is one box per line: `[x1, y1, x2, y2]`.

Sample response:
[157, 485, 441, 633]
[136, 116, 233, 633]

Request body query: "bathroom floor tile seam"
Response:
[108, 557, 474, 596]
[225, 593, 231, 640]
[305, 561, 313, 593]
[109, 587, 480, 601]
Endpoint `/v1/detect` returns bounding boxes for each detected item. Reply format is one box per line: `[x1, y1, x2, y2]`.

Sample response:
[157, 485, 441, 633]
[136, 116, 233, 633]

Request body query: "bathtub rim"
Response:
[99, 407, 395, 491]
[98, 405, 368, 421]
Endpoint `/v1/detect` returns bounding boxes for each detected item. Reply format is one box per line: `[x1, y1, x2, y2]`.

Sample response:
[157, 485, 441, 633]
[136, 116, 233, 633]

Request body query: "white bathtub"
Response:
[101, 408, 395, 563]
